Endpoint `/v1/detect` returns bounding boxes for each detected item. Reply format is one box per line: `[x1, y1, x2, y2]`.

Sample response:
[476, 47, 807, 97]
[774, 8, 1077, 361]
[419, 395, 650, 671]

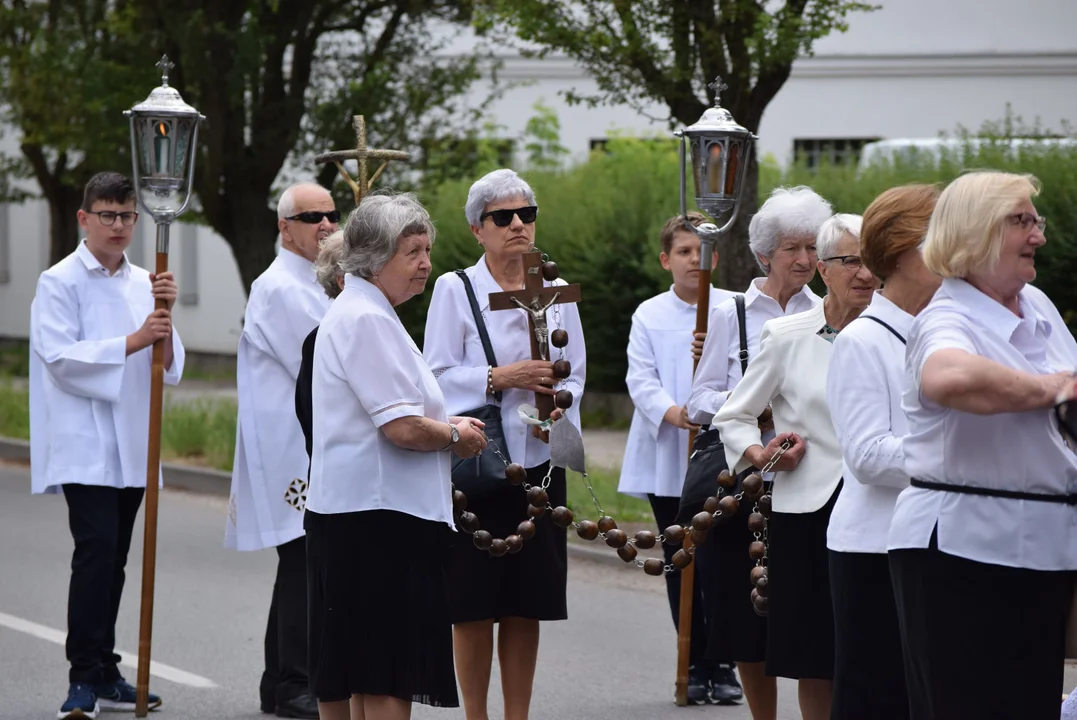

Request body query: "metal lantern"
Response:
[125, 56, 204, 224]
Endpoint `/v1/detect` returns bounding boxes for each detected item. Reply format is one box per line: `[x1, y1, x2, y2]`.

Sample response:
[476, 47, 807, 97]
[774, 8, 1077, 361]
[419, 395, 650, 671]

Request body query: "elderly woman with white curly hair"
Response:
[713, 212, 878, 720]
[424, 168, 586, 720]
[305, 193, 488, 720]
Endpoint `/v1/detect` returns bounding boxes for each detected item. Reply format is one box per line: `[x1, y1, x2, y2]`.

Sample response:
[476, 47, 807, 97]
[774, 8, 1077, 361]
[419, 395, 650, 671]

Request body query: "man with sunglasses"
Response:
[227, 182, 338, 719]
[30, 171, 183, 719]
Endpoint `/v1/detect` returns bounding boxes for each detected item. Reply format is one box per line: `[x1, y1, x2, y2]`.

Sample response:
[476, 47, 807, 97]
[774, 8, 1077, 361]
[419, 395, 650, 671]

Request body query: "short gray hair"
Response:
[339, 192, 436, 278]
[464, 168, 537, 227]
[277, 182, 327, 220]
[314, 230, 345, 299]
[816, 213, 863, 261]
[748, 186, 833, 274]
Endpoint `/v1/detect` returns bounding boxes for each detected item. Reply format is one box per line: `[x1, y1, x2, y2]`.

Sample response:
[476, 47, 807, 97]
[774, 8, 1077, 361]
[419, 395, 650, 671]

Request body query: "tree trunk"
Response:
[713, 149, 761, 292]
[216, 191, 281, 295]
[48, 182, 84, 266]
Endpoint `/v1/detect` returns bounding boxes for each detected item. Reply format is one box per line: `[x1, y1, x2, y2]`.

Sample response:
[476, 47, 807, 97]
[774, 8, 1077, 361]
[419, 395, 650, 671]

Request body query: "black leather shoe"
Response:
[710, 664, 744, 705]
[685, 665, 710, 705]
[275, 691, 320, 719]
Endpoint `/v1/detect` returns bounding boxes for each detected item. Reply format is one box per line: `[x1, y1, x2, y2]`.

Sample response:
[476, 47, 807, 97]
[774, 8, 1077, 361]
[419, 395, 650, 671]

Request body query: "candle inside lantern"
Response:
[153, 121, 170, 174]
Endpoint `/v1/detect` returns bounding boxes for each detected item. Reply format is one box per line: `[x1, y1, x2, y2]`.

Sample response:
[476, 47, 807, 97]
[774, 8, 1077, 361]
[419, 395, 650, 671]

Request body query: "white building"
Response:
[1, 0, 1075, 354]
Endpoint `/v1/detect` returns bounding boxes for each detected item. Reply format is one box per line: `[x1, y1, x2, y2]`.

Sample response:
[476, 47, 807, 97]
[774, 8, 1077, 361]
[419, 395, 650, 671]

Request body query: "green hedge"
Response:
[403, 136, 1077, 393]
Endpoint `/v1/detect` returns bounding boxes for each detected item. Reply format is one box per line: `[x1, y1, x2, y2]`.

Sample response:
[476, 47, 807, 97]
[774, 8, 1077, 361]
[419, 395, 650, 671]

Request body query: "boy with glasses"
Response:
[30, 171, 184, 719]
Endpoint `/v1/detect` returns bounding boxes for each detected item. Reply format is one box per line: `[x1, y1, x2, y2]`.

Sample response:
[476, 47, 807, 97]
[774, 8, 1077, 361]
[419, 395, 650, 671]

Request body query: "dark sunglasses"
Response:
[480, 206, 538, 227]
[286, 210, 341, 224]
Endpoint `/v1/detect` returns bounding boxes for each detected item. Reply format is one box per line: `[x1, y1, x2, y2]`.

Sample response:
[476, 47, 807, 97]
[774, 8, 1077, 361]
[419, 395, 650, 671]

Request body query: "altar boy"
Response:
[616, 212, 739, 705]
[30, 171, 184, 719]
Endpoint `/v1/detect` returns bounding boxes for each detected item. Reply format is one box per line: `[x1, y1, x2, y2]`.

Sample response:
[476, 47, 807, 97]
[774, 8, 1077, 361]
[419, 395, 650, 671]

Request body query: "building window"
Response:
[793, 138, 878, 170]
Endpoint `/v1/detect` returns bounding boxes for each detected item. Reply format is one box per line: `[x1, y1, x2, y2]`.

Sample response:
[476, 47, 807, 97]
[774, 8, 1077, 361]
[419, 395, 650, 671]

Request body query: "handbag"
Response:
[450, 270, 515, 500]
[676, 295, 749, 524]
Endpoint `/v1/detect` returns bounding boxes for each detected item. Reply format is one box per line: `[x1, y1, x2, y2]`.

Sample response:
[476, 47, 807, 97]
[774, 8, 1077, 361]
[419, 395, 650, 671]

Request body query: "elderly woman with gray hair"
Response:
[424, 168, 586, 720]
[304, 193, 488, 720]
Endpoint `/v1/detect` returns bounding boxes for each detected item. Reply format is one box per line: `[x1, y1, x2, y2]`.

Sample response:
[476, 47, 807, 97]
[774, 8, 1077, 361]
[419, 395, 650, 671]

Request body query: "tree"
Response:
[476, 0, 877, 291]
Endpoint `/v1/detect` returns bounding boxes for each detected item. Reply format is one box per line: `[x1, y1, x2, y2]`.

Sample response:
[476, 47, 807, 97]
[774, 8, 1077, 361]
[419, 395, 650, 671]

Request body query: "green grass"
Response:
[565, 466, 653, 524]
[160, 398, 238, 471]
[0, 345, 30, 378]
[0, 381, 30, 439]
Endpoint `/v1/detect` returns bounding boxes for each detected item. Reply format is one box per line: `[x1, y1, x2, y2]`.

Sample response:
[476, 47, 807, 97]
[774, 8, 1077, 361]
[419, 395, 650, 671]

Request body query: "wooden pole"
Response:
[674, 234, 715, 706]
[135, 227, 169, 717]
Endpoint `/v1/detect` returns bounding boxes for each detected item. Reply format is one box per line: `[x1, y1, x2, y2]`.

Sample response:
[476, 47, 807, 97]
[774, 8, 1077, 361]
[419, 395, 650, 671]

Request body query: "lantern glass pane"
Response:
[706, 141, 726, 197]
[725, 142, 740, 196]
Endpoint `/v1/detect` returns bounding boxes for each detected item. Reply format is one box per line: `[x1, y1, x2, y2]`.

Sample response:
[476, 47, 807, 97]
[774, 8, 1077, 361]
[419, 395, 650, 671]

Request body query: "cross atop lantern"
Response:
[125, 55, 204, 225]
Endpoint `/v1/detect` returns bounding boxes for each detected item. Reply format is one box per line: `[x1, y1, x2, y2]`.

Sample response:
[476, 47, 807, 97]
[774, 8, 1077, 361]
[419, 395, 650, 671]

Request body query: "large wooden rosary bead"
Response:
[718, 495, 740, 516]
[576, 520, 599, 541]
[741, 473, 764, 500]
[542, 261, 559, 281]
[663, 525, 686, 545]
[489, 538, 508, 557]
[749, 565, 767, 584]
[506, 463, 527, 485]
[473, 530, 493, 550]
[758, 494, 772, 517]
[452, 490, 468, 514]
[690, 528, 709, 546]
[459, 511, 480, 534]
[752, 592, 769, 616]
[754, 573, 769, 596]
[555, 390, 574, 409]
[604, 529, 628, 549]
[551, 329, 569, 348]
[505, 534, 524, 554]
[517, 520, 536, 541]
[617, 544, 638, 562]
[552, 359, 572, 379]
[691, 511, 713, 533]
[703, 495, 720, 515]
[747, 512, 767, 533]
[748, 540, 767, 561]
[672, 549, 693, 569]
[597, 516, 618, 533]
[634, 530, 657, 549]
[527, 487, 549, 507]
[527, 503, 546, 519]
[643, 558, 665, 576]
[717, 469, 735, 488]
[551, 506, 574, 528]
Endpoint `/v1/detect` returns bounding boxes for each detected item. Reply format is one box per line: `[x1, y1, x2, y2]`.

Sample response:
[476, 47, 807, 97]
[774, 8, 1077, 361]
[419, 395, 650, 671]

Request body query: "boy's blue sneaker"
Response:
[58, 683, 99, 719]
[93, 678, 162, 712]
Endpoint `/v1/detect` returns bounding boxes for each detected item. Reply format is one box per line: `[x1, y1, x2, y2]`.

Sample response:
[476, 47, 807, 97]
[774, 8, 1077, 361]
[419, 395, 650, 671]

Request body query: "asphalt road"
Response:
[1, 461, 1073, 720]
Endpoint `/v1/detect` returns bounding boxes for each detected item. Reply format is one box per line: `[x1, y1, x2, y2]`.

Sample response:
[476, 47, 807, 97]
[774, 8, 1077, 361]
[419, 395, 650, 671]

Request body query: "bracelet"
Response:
[486, 365, 495, 395]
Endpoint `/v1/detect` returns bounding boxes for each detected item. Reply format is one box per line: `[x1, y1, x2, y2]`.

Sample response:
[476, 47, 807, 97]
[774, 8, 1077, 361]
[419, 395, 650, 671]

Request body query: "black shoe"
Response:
[709, 664, 744, 705]
[685, 665, 710, 705]
[275, 691, 319, 719]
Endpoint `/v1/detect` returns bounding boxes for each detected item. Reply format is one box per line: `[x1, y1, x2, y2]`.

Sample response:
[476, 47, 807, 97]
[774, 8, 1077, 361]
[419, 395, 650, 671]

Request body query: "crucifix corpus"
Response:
[314, 115, 410, 206]
[489, 250, 582, 420]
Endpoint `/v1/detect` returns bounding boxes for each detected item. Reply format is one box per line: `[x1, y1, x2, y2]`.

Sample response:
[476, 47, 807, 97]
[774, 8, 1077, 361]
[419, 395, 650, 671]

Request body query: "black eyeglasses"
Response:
[822, 255, 864, 270]
[480, 206, 538, 227]
[286, 210, 341, 224]
[88, 210, 139, 227]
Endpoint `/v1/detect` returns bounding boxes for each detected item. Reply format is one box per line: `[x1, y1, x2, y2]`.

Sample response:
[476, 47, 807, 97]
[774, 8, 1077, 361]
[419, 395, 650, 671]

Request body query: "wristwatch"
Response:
[443, 423, 460, 451]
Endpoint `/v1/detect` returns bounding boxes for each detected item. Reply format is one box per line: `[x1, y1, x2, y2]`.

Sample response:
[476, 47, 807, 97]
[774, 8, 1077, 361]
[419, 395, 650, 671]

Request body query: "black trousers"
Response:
[890, 534, 1074, 720]
[260, 536, 310, 703]
[63, 484, 145, 685]
[648, 495, 710, 667]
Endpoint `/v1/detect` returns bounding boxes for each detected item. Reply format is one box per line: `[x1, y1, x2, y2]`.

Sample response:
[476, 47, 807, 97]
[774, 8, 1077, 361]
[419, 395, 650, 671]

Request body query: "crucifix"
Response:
[314, 115, 411, 206]
[489, 250, 582, 420]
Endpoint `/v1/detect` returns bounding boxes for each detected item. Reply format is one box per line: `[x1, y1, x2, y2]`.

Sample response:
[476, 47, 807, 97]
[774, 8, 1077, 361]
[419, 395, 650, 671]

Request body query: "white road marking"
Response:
[0, 610, 218, 688]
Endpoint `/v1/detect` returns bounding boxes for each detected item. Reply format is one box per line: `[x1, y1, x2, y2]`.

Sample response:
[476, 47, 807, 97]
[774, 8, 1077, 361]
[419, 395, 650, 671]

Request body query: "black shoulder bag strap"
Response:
[455, 270, 502, 402]
[860, 314, 906, 345]
[735, 294, 749, 372]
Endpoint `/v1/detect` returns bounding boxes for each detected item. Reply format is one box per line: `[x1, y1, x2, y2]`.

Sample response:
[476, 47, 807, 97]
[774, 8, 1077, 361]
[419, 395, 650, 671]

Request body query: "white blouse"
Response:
[825, 293, 912, 554]
[617, 286, 735, 498]
[29, 241, 185, 494]
[307, 275, 454, 527]
[423, 256, 587, 470]
[688, 277, 820, 424]
[889, 278, 1077, 571]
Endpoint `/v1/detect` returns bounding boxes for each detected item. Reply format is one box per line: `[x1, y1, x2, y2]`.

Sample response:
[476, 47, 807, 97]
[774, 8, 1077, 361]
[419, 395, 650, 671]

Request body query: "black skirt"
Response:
[448, 463, 567, 624]
[764, 482, 841, 680]
[698, 502, 768, 665]
[829, 550, 909, 719]
[304, 508, 459, 707]
[890, 532, 1074, 720]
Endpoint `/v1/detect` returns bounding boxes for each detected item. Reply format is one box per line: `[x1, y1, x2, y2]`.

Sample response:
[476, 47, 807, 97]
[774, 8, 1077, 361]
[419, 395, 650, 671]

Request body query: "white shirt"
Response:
[889, 279, 1077, 571]
[617, 286, 734, 498]
[423, 256, 587, 469]
[307, 275, 454, 527]
[29, 241, 185, 494]
[714, 303, 844, 514]
[226, 248, 331, 551]
[826, 293, 912, 553]
[688, 277, 820, 424]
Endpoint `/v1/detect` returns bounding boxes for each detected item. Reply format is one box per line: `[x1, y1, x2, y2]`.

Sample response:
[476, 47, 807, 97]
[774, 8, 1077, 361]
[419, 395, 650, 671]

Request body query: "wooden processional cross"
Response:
[489, 251, 581, 420]
[314, 115, 410, 205]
